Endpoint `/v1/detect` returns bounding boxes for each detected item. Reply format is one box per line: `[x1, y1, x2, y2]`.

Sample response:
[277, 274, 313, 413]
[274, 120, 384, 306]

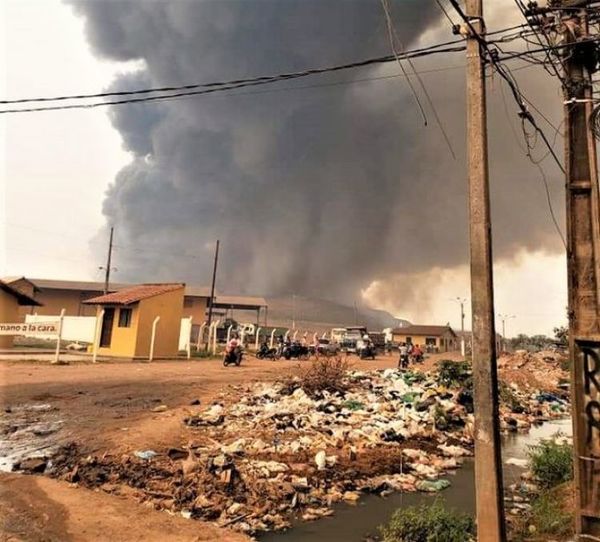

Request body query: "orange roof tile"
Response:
[83, 283, 184, 306]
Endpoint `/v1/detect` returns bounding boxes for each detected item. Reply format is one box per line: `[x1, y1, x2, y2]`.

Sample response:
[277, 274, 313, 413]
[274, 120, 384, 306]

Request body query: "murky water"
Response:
[260, 419, 573, 542]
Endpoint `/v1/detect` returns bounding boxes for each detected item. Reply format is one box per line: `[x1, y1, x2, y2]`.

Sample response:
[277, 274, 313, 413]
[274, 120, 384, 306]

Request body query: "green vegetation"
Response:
[511, 484, 574, 542]
[436, 360, 472, 389]
[528, 437, 573, 490]
[379, 500, 475, 542]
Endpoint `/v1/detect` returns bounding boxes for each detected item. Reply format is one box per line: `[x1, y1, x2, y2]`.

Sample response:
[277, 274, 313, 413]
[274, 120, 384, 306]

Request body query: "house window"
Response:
[118, 308, 132, 328]
[406, 337, 413, 344]
[183, 297, 194, 308]
[425, 337, 437, 346]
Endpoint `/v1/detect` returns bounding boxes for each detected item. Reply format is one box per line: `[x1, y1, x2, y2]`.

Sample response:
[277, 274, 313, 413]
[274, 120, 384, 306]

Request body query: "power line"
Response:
[380, 0, 457, 158]
[0, 23, 544, 115]
[447, 0, 566, 176]
[380, 0, 428, 124]
[1, 40, 467, 112]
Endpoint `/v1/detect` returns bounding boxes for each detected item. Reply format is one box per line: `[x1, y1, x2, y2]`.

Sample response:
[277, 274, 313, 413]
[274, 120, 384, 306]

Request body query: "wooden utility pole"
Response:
[103, 226, 114, 295]
[559, 2, 600, 534]
[465, 0, 506, 539]
[205, 239, 220, 348]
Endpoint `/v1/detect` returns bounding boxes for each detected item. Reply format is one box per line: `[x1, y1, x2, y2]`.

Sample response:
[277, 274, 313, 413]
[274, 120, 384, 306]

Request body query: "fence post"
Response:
[187, 316, 193, 359]
[226, 325, 233, 344]
[293, 330, 299, 340]
[197, 321, 207, 350]
[270, 329, 276, 349]
[285, 329, 290, 341]
[212, 320, 220, 355]
[52, 309, 65, 365]
[255, 327, 262, 351]
[149, 316, 160, 362]
[92, 308, 105, 364]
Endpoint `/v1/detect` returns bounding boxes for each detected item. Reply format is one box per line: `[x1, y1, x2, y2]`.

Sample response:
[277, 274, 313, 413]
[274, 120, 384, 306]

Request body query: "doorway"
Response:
[100, 308, 114, 348]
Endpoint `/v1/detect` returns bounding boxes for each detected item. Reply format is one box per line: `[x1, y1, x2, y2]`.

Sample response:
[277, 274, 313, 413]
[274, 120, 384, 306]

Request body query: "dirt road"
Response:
[0, 352, 461, 541]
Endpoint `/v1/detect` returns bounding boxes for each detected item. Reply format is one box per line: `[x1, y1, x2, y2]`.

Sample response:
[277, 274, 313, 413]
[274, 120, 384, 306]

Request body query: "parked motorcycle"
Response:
[256, 342, 278, 360]
[282, 341, 310, 360]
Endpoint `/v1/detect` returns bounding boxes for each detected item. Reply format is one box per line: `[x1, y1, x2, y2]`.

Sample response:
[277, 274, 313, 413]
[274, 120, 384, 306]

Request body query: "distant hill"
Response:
[263, 295, 410, 333]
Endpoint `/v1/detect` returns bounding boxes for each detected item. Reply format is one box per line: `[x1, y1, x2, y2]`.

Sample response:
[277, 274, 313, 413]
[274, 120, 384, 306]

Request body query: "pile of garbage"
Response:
[45, 363, 570, 535]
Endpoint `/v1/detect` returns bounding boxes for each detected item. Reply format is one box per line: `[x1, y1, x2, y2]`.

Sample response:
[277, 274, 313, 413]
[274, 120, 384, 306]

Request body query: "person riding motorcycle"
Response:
[224, 334, 242, 365]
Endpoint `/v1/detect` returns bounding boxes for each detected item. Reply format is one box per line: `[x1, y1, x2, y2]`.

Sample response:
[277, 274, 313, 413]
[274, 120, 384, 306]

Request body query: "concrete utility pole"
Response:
[498, 314, 515, 351]
[102, 226, 114, 295]
[453, 297, 468, 356]
[205, 240, 220, 349]
[558, 2, 600, 534]
[464, 0, 506, 539]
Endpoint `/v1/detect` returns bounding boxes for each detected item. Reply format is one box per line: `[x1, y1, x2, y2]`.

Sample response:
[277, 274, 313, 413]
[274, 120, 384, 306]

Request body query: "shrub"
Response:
[379, 500, 475, 542]
[298, 357, 348, 397]
[436, 360, 472, 389]
[528, 436, 573, 490]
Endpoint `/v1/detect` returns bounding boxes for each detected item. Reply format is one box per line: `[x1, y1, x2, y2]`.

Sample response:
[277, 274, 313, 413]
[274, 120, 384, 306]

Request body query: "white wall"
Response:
[25, 314, 96, 342]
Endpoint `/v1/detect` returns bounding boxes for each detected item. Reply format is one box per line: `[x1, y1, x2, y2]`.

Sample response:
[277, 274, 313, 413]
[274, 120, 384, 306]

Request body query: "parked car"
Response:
[316, 338, 339, 357]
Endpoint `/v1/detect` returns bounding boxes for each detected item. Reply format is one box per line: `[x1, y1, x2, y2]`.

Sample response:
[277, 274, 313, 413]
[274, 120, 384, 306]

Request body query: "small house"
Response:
[391, 324, 458, 353]
[83, 283, 185, 359]
[0, 280, 41, 348]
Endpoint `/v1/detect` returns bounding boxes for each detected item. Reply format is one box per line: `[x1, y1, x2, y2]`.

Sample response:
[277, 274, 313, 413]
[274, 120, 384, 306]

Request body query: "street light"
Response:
[497, 314, 516, 351]
[450, 297, 468, 356]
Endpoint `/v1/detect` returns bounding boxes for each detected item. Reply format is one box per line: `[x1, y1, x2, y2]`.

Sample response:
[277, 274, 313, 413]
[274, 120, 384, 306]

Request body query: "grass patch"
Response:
[379, 500, 475, 542]
[511, 483, 574, 541]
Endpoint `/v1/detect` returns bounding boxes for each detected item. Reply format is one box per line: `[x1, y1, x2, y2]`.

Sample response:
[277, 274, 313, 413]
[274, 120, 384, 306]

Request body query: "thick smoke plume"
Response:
[70, 0, 564, 306]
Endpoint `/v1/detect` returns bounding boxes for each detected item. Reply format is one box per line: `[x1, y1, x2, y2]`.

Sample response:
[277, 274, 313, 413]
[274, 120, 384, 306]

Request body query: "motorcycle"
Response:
[223, 345, 243, 366]
[256, 343, 278, 360]
[358, 343, 377, 360]
[282, 341, 310, 360]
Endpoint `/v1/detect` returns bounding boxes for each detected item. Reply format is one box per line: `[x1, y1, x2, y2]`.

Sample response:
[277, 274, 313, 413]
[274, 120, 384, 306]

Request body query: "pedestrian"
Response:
[398, 342, 409, 369]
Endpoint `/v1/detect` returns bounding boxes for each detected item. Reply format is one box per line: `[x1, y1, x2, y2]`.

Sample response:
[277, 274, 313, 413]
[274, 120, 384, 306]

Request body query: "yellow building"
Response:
[392, 325, 458, 353]
[83, 283, 185, 359]
[0, 280, 41, 348]
[4, 278, 268, 329]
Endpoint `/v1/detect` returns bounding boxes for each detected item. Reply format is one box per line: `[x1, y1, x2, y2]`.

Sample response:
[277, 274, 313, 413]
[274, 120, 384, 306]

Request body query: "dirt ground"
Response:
[0, 352, 461, 541]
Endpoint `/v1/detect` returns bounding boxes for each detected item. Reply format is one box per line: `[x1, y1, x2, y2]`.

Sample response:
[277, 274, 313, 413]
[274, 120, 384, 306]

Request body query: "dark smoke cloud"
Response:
[70, 0, 564, 303]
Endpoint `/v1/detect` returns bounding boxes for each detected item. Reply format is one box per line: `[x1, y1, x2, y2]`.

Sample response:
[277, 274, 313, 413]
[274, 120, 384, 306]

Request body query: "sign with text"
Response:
[577, 340, 600, 517]
[0, 322, 60, 336]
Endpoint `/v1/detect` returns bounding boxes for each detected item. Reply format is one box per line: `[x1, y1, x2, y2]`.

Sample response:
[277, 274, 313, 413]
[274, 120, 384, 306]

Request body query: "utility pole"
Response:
[205, 240, 220, 349]
[464, 0, 506, 539]
[453, 297, 468, 356]
[498, 314, 515, 352]
[102, 227, 114, 295]
[557, 1, 600, 534]
[292, 294, 296, 329]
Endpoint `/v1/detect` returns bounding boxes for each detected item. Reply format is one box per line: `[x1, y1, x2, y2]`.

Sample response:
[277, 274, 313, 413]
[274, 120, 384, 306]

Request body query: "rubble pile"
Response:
[46, 364, 570, 535]
[498, 349, 569, 393]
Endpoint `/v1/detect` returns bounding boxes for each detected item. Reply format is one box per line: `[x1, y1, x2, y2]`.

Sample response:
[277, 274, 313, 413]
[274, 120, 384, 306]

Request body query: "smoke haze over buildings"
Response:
[68, 0, 565, 313]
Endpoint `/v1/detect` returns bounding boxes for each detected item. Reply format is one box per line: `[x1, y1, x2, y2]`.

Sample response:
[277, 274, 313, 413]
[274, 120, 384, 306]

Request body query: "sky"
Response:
[1, 0, 568, 337]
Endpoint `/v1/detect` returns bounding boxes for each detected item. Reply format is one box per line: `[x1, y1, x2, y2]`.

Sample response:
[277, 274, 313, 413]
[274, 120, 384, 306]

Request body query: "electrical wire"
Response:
[435, 0, 457, 26]
[379, 0, 428, 124]
[0, 22, 543, 115]
[380, 0, 457, 158]
[1, 39, 467, 106]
